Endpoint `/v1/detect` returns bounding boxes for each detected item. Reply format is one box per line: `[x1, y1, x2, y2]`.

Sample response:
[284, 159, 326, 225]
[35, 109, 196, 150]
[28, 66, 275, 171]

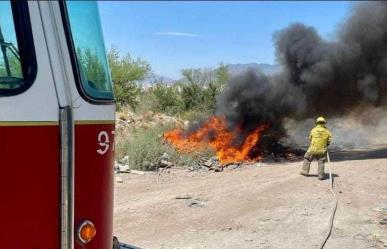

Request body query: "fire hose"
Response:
[317, 151, 338, 249]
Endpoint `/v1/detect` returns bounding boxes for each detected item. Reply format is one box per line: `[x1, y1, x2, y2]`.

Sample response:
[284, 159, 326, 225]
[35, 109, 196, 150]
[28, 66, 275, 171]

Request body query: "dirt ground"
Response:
[113, 157, 387, 249]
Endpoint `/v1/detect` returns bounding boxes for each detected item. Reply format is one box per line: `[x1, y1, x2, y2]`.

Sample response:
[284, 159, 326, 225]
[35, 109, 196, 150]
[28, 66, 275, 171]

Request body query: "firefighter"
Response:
[300, 116, 332, 180]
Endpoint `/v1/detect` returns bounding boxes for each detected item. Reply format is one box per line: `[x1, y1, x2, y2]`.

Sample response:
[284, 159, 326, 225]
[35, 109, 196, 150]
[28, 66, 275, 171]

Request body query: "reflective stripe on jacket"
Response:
[307, 124, 332, 155]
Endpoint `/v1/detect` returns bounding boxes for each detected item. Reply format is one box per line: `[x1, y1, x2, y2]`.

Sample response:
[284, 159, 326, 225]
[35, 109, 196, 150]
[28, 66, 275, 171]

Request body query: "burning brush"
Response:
[163, 115, 298, 166]
[164, 115, 299, 166]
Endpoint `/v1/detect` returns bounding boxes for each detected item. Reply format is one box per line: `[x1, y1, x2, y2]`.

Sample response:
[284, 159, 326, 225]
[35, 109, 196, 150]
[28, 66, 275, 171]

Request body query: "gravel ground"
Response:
[113, 157, 387, 249]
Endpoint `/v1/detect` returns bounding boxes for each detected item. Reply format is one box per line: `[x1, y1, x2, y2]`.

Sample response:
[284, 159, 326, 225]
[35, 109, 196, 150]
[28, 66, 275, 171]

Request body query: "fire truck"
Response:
[0, 1, 134, 248]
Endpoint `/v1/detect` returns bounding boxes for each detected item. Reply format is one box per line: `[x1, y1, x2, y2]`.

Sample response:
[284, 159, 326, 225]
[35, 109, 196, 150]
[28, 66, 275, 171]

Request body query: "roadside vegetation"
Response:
[109, 47, 229, 170]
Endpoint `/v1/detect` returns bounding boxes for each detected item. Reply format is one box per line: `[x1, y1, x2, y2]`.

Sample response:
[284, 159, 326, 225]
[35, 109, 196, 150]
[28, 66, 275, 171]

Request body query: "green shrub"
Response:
[179, 81, 203, 110]
[136, 84, 183, 115]
[177, 64, 230, 112]
[108, 46, 151, 110]
[150, 83, 184, 114]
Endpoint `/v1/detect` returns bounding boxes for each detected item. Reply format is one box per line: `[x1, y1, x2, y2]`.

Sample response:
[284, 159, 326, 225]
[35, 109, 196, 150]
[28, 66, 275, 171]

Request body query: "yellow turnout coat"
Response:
[307, 124, 332, 155]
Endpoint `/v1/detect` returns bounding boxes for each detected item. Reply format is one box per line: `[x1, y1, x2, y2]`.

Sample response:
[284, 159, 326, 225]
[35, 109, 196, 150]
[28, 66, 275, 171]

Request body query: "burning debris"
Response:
[164, 115, 269, 165]
[164, 2, 387, 164]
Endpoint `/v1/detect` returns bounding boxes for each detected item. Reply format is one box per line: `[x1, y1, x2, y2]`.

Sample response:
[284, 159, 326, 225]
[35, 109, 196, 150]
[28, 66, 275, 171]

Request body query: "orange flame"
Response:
[163, 116, 268, 165]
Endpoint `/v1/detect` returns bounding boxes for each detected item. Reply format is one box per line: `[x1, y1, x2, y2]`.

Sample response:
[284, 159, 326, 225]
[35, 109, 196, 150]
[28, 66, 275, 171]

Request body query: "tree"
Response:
[178, 64, 230, 111]
[215, 63, 230, 91]
[107, 46, 151, 109]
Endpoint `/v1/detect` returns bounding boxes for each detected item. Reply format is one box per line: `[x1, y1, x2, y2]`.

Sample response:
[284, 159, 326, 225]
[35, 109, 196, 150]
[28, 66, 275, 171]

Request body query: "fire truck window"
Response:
[0, 1, 23, 90]
[65, 1, 114, 100]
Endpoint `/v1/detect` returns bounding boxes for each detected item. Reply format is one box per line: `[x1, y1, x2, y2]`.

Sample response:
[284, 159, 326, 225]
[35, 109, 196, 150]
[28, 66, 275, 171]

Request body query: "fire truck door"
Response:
[40, 1, 116, 249]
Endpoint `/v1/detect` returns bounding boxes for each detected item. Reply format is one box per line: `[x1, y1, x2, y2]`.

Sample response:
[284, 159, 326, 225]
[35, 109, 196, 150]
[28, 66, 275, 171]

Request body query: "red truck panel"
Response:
[74, 123, 115, 249]
[0, 124, 60, 249]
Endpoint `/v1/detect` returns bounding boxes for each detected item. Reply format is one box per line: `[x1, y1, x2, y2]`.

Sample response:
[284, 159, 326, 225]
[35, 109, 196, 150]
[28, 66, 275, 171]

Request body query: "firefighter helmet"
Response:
[316, 116, 327, 124]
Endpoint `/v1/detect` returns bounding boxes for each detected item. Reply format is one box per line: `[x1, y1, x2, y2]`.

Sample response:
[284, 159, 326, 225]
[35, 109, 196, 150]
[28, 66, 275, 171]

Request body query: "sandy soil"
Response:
[113, 158, 387, 249]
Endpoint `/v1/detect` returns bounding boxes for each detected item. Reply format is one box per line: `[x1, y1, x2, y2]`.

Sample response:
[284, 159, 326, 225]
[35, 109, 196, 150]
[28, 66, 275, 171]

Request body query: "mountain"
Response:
[226, 63, 282, 76]
[141, 63, 282, 87]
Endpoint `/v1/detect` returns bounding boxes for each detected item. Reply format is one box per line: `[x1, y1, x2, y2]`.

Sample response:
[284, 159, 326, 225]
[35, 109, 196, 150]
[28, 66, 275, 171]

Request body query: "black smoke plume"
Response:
[216, 1, 387, 144]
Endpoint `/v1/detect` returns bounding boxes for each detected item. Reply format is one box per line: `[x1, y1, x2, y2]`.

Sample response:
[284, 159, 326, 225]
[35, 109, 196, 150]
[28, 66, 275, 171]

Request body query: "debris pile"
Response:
[114, 152, 175, 175]
[115, 149, 302, 179]
[115, 156, 130, 173]
[198, 156, 222, 172]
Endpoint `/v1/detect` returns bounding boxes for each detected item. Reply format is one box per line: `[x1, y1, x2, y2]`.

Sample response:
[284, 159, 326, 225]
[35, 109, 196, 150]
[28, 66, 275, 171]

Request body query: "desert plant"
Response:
[108, 46, 151, 110]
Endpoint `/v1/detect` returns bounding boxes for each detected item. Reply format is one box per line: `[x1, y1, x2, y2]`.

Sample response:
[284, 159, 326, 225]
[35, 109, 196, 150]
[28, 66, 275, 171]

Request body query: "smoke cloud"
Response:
[216, 1, 387, 149]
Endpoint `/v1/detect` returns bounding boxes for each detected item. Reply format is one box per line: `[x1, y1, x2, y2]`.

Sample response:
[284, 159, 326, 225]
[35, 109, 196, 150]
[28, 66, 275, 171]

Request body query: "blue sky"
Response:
[98, 1, 352, 79]
[0, 2, 18, 44]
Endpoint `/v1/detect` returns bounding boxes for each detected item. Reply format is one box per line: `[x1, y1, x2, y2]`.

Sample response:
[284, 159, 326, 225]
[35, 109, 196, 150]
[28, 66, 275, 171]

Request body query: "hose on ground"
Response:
[317, 151, 338, 249]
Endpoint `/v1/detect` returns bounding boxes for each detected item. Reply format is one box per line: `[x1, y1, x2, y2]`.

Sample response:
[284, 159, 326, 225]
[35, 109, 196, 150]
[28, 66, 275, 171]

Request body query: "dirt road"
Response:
[114, 158, 387, 249]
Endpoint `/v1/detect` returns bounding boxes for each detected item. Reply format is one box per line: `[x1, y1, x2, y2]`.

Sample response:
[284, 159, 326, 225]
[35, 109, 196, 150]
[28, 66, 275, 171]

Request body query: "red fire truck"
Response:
[0, 1, 133, 248]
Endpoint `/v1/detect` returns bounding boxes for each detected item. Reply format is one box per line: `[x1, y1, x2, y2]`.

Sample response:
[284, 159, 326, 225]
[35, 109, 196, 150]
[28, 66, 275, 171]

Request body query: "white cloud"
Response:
[153, 32, 202, 38]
